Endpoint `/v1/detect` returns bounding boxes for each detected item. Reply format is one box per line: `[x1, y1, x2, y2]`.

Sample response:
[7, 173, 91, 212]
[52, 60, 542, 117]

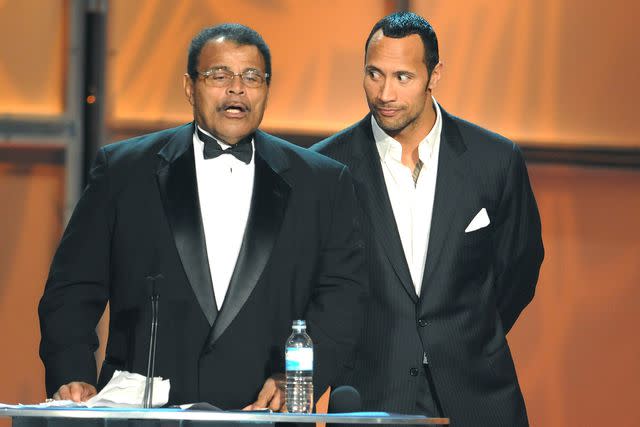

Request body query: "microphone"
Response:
[328, 385, 362, 413]
[142, 273, 162, 408]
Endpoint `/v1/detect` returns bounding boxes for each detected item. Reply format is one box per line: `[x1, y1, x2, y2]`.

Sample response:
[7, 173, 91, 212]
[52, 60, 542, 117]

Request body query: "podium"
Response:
[1, 407, 449, 426]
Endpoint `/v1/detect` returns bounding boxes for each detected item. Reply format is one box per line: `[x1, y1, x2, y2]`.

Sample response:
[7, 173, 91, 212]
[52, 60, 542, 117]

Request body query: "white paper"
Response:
[0, 371, 170, 409]
[85, 370, 170, 408]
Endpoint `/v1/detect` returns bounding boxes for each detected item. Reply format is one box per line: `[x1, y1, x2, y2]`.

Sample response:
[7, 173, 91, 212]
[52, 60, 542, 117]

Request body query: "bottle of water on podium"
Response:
[285, 319, 314, 413]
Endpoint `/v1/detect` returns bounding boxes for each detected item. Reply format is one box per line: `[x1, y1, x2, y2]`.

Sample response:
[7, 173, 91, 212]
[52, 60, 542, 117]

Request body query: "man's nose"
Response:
[227, 74, 246, 95]
[378, 79, 396, 103]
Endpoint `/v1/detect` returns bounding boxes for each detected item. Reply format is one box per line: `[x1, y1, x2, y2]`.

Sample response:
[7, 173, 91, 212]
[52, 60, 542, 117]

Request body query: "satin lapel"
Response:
[205, 132, 291, 350]
[350, 117, 417, 302]
[420, 109, 467, 295]
[156, 124, 218, 326]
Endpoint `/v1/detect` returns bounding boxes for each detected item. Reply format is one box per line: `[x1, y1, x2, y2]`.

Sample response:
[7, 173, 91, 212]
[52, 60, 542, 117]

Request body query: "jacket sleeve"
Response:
[305, 165, 366, 401]
[38, 148, 113, 397]
[492, 145, 544, 333]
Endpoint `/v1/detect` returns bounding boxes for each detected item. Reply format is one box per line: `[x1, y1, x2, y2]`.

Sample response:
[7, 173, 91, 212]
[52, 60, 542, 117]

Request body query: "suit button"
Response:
[409, 368, 419, 376]
[418, 319, 428, 327]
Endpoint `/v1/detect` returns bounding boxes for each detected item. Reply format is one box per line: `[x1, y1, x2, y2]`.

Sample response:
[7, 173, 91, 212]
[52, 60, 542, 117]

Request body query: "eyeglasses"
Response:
[198, 68, 269, 88]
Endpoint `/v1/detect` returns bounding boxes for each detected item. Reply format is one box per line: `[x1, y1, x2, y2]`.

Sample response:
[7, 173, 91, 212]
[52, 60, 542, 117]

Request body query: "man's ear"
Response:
[427, 62, 443, 92]
[183, 73, 195, 106]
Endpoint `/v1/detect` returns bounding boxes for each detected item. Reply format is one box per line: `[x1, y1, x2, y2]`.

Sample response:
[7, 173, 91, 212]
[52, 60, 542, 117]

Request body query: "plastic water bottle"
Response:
[285, 319, 314, 413]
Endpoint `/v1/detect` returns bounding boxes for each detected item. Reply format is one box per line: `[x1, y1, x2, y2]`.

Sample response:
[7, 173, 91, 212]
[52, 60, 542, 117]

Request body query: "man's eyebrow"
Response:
[203, 65, 262, 73]
[394, 70, 415, 76]
[202, 65, 230, 72]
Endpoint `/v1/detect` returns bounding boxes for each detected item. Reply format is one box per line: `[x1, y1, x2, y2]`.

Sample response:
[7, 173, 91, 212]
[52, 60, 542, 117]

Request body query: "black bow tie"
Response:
[197, 128, 253, 164]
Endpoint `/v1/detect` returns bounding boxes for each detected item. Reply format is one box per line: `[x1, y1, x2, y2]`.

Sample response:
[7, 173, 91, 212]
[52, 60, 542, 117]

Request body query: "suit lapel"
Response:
[156, 123, 218, 326]
[205, 130, 291, 350]
[350, 116, 417, 302]
[419, 108, 467, 296]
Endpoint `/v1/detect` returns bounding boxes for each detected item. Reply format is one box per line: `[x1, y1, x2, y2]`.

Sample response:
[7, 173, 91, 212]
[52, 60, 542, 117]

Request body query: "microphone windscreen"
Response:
[328, 385, 362, 413]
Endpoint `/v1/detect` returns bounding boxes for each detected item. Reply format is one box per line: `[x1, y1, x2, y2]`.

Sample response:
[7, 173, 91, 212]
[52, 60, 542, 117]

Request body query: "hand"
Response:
[52, 381, 97, 402]
[243, 374, 286, 412]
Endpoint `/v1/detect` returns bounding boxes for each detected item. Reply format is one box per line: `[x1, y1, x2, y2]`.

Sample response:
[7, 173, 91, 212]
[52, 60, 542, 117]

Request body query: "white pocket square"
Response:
[465, 208, 490, 233]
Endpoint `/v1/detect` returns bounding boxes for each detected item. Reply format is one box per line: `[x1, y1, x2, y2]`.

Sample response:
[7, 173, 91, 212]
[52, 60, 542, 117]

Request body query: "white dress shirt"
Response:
[193, 127, 255, 309]
[372, 97, 442, 297]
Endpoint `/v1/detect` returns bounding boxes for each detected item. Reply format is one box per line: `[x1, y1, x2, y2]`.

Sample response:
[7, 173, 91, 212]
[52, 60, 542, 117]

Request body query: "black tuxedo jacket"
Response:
[39, 123, 365, 408]
[313, 109, 543, 426]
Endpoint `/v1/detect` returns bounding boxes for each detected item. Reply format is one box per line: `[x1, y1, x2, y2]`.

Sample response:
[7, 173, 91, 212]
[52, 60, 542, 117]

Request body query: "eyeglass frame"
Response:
[197, 67, 270, 88]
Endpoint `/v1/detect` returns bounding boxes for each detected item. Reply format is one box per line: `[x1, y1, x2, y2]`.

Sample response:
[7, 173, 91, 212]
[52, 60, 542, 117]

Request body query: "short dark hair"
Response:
[365, 12, 439, 75]
[187, 23, 272, 85]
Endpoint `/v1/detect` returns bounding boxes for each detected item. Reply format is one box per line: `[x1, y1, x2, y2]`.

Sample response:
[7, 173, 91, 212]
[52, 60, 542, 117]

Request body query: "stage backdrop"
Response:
[1, 2, 639, 427]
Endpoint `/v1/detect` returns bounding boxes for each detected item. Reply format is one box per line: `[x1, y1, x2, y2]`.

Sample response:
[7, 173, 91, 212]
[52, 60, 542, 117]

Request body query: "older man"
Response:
[39, 23, 364, 410]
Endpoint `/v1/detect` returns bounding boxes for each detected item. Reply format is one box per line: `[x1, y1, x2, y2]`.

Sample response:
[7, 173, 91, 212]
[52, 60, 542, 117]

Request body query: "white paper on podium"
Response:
[86, 370, 170, 408]
[0, 400, 84, 409]
[0, 370, 170, 409]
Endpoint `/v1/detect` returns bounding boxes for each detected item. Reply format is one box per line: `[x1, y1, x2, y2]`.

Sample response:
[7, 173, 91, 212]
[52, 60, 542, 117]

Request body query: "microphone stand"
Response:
[142, 274, 162, 408]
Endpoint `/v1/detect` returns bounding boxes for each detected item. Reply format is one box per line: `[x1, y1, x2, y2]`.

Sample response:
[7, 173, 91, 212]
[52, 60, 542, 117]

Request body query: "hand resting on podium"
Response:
[52, 381, 97, 402]
[242, 374, 286, 412]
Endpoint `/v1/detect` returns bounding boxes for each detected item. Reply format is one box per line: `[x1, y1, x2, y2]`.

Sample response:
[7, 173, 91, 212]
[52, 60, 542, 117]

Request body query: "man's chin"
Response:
[218, 129, 258, 145]
[373, 114, 405, 135]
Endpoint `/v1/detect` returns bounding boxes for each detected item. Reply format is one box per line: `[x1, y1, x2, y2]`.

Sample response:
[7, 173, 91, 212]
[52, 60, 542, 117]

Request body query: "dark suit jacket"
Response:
[313, 109, 543, 426]
[38, 123, 365, 409]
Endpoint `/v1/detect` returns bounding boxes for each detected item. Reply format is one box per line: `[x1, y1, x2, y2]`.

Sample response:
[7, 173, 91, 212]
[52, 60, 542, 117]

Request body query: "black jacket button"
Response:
[418, 319, 428, 327]
[409, 367, 419, 376]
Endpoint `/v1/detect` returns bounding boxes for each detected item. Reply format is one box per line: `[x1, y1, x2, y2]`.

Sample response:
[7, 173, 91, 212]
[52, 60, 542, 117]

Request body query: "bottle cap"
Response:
[292, 319, 306, 328]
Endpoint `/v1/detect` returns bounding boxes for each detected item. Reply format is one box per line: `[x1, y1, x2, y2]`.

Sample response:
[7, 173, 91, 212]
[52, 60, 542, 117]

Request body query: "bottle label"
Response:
[286, 347, 313, 371]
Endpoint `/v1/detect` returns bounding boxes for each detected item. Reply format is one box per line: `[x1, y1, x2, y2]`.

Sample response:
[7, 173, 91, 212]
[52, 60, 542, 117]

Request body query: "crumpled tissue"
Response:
[84, 370, 170, 408]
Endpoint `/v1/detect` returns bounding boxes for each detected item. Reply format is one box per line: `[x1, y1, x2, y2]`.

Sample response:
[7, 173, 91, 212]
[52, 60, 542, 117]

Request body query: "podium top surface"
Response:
[0, 407, 449, 425]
